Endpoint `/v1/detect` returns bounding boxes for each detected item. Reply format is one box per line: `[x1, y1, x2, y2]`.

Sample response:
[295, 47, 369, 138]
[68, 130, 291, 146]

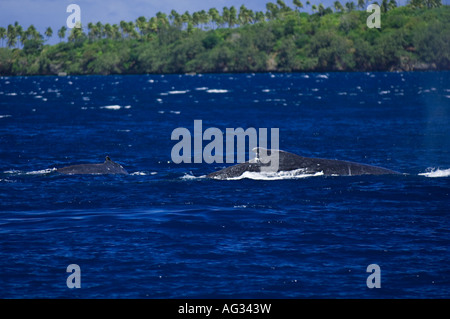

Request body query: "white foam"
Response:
[0, 115, 11, 119]
[224, 169, 324, 181]
[206, 89, 228, 93]
[195, 87, 208, 91]
[262, 89, 271, 92]
[26, 168, 57, 175]
[131, 171, 148, 175]
[4, 168, 56, 175]
[170, 110, 181, 114]
[419, 168, 450, 178]
[168, 90, 188, 94]
[181, 173, 206, 180]
[101, 105, 121, 110]
[316, 74, 328, 79]
[6, 93, 17, 96]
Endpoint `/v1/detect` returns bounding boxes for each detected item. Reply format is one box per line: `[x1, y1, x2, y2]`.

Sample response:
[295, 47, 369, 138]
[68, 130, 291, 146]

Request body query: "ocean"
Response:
[0, 72, 449, 298]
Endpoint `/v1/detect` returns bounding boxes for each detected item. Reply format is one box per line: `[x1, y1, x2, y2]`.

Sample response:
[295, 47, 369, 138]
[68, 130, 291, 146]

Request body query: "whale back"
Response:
[207, 148, 399, 179]
[57, 157, 129, 175]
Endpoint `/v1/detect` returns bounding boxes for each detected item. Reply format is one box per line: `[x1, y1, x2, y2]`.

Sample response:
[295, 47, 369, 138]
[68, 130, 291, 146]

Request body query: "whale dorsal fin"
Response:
[105, 156, 111, 162]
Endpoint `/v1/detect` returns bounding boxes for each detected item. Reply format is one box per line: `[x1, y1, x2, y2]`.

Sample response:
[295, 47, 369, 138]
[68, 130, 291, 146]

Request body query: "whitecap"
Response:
[206, 89, 228, 93]
[195, 87, 208, 91]
[316, 74, 328, 79]
[419, 168, 450, 178]
[170, 110, 181, 114]
[181, 173, 205, 180]
[0, 115, 11, 119]
[379, 90, 390, 95]
[262, 89, 271, 92]
[6, 93, 17, 96]
[168, 90, 188, 94]
[101, 105, 121, 110]
[131, 171, 147, 175]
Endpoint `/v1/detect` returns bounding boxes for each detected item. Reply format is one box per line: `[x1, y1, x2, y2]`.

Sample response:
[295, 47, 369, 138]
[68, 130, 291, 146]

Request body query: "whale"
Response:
[206, 148, 400, 179]
[56, 156, 129, 175]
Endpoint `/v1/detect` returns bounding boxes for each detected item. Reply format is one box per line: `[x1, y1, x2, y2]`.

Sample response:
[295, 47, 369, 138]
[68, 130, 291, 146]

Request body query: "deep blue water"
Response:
[0, 72, 449, 298]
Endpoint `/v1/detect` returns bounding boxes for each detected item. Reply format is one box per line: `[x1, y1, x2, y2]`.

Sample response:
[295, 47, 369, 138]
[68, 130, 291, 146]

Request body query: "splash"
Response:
[419, 168, 450, 178]
[225, 169, 324, 181]
[3, 168, 57, 175]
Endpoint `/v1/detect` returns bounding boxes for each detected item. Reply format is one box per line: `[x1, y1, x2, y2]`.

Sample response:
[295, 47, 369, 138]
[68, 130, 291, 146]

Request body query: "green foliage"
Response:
[0, 4, 449, 75]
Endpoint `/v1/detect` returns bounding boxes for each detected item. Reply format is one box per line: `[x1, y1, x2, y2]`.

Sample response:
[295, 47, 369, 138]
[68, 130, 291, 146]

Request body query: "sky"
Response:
[0, 0, 446, 44]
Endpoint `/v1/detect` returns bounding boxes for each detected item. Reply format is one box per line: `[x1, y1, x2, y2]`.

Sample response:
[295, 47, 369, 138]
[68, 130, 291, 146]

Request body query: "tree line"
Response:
[0, 0, 448, 75]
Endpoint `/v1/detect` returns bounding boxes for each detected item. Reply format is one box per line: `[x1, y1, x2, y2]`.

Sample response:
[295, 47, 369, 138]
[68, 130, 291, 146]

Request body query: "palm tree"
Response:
[255, 11, 266, 23]
[293, 0, 304, 12]
[266, 2, 279, 20]
[103, 23, 113, 39]
[208, 8, 221, 29]
[0, 27, 6, 47]
[222, 7, 230, 27]
[239, 5, 252, 25]
[381, 0, 389, 12]
[357, 0, 365, 9]
[6, 24, 17, 48]
[112, 24, 120, 39]
[44, 27, 53, 42]
[14, 22, 23, 48]
[312, 4, 318, 13]
[318, 3, 326, 15]
[57, 26, 67, 42]
[23, 25, 40, 46]
[95, 22, 103, 38]
[388, 0, 397, 10]
[334, 1, 344, 12]
[68, 24, 84, 42]
[198, 10, 210, 29]
[119, 20, 128, 38]
[345, 1, 356, 11]
[136, 16, 147, 35]
[87, 22, 95, 40]
[229, 6, 238, 28]
[277, 0, 290, 12]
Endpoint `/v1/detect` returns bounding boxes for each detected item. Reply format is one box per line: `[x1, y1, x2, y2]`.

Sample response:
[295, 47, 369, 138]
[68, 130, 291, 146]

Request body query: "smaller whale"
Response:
[57, 156, 128, 175]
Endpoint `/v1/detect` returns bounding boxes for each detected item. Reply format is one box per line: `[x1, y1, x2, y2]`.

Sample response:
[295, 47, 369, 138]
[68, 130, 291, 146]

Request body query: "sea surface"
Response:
[0, 72, 449, 298]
